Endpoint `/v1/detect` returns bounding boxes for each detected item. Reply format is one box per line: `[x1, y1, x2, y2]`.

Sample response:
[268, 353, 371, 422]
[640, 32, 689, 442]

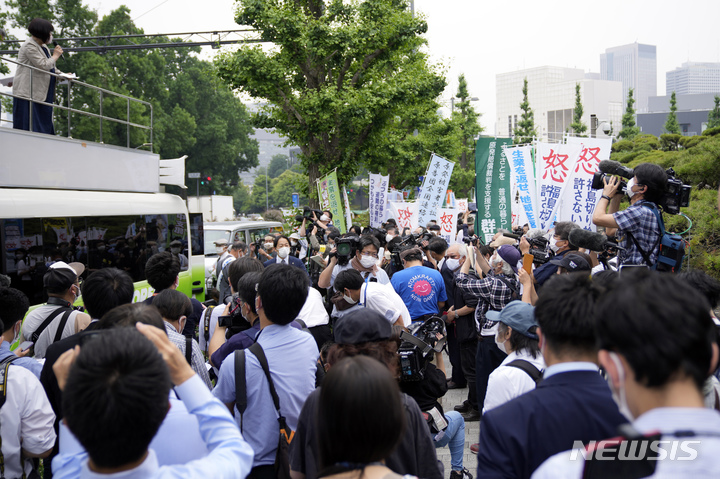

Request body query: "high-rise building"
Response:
[600, 43, 657, 113]
[496, 66, 623, 142]
[666, 62, 720, 95]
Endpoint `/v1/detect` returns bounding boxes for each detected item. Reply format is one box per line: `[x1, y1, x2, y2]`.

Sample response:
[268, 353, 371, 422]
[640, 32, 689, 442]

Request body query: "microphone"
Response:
[53, 41, 65, 61]
[568, 229, 624, 252]
[598, 160, 634, 179]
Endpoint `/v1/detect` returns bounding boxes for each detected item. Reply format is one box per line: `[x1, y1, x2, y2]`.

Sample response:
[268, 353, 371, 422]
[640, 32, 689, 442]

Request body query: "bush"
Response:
[612, 139, 634, 153]
[702, 126, 720, 137]
[660, 134, 682, 151]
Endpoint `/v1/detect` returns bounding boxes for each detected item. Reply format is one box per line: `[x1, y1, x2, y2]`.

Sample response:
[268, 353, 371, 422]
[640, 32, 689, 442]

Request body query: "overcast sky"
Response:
[5, 0, 719, 134]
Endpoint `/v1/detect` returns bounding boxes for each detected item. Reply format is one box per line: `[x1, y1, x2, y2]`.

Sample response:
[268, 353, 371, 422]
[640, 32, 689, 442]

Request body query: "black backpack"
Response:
[628, 202, 685, 273]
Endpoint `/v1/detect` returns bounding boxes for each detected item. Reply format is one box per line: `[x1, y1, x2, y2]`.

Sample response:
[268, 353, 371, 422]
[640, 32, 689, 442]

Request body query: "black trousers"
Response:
[446, 322, 466, 386]
[475, 335, 507, 411]
[460, 337, 479, 410]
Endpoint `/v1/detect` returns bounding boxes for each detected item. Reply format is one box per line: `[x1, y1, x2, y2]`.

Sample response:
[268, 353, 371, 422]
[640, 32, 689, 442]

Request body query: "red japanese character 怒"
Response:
[542, 150, 570, 183]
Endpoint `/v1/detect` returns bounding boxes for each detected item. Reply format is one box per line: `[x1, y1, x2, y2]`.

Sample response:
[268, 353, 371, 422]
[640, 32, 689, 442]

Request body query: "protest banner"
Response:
[456, 198, 468, 213]
[559, 137, 613, 230]
[505, 145, 539, 229]
[417, 154, 454, 227]
[436, 208, 458, 245]
[535, 142, 582, 231]
[388, 201, 418, 233]
[368, 173, 390, 228]
[475, 137, 512, 243]
[317, 171, 346, 233]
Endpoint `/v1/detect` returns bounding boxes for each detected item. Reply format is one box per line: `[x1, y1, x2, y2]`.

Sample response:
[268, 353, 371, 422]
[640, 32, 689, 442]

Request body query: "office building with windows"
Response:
[666, 62, 720, 96]
[600, 43, 657, 112]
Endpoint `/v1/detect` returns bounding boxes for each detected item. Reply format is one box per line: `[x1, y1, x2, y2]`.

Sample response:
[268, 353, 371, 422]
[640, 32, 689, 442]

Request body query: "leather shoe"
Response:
[446, 380, 466, 390]
[454, 400, 471, 413]
[470, 443, 479, 455]
[461, 408, 481, 422]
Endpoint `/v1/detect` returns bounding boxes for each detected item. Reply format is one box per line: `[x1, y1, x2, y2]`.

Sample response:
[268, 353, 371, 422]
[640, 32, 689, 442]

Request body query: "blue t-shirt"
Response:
[391, 265, 447, 320]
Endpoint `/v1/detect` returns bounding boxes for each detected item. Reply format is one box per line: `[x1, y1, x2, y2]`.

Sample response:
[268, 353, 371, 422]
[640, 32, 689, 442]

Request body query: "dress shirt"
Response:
[455, 271, 519, 336]
[542, 362, 598, 380]
[0, 340, 42, 378]
[214, 323, 319, 467]
[164, 322, 212, 389]
[483, 349, 546, 413]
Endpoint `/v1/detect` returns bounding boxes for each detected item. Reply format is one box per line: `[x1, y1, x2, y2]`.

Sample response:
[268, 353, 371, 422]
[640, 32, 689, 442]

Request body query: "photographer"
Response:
[592, 162, 668, 267]
[317, 234, 390, 290]
[256, 234, 277, 262]
[519, 222, 579, 286]
[393, 327, 473, 479]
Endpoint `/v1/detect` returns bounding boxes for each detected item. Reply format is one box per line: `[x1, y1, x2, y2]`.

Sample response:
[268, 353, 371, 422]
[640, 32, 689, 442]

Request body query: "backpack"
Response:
[506, 359, 543, 385]
[628, 202, 685, 273]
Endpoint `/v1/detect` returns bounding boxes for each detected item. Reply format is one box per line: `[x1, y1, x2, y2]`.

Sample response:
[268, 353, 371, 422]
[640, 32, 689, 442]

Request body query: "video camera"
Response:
[502, 231, 552, 265]
[387, 233, 433, 271]
[217, 294, 252, 339]
[398, 316, 447, 382]
[294, 206, 324, 231]
[333, 235, 360, 266]
[591, 161, 691, 215]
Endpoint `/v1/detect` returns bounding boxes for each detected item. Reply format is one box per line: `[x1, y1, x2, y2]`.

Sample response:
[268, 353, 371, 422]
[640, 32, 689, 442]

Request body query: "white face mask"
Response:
[385, 234, 395, 243]
[291, 240, 298, 246]
[360, 255, 377, 269]
[216, 246, 225, 255]
[446, 258, 461, 271]
[277, 246, 290, 259]
[264, 242, 274, 250]
[626, 177, 638, 199]
[495, 332, 508, 354]
[549, 237, 560, 253]
[490, 253, 503, 271]
[320, 215, 330, 222]
[343, 292, 357, 305]
[607, 352, 634, 420]
[171, 247, 181, 254]
[48, 34, 53, 44]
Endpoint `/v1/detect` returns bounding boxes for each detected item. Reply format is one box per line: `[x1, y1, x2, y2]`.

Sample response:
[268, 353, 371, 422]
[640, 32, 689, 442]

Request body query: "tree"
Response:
[618, 87, 640, 140]
[664, 91, 681, 134]
[250, 174, 271, 212]
[453, 74, 482, 169]
[269, 169, 305, 207]
[568, 83, 587, 136]
[267, 154, 290, 179]
[707, 95, 720, 129]
[6, 3, 258, 195]
[215, 0, 446, 201]
[232, 182, 252, 214]
[513, 77, 536, 144]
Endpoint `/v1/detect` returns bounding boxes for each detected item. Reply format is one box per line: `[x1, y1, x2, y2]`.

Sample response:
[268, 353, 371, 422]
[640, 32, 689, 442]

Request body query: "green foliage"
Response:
[618, 87, 639, 140]
[215, 0, 446, 199]
[268, 169, 306, 208]
[611, 139, 634, 153]
[4, 3, 258, 195]
[708, 95, 720, 130]
[703, 126, 720, 137]
[232, 182, 252, 214]
[660, 133, 681, 152]
[664, 91, 681, 134]
[453, 74, 482, 169]
[568, 83, 587, 136]
[268, 154, 290, 179]
[513, 77, 536, 144]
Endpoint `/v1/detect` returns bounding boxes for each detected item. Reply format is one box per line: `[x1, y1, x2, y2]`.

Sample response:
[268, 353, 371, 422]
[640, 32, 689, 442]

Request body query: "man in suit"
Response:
[263, 235, 308, 276]
[475, 273, 627, 479]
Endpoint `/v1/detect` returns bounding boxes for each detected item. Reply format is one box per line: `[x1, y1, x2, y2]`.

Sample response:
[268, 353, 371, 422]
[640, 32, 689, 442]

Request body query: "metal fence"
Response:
[0, 55, 153, 151]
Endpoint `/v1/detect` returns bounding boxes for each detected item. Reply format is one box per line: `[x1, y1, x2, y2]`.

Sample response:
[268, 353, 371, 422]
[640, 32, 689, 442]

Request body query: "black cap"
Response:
[43, 261, 84, 294]
[334, 309, 391, 345]
[549, 253, 591, 273]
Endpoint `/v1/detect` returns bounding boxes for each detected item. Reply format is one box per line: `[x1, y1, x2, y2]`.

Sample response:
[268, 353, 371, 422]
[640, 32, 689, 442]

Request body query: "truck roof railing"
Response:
[0, 55, 153, 151]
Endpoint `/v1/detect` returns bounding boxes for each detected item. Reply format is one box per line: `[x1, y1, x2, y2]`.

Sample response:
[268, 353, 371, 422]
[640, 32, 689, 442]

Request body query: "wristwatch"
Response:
[454, 311, 459, 320]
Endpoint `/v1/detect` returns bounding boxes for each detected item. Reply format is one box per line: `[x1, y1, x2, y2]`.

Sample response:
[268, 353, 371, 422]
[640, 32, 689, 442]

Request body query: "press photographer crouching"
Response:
[592, 162, 671, 268]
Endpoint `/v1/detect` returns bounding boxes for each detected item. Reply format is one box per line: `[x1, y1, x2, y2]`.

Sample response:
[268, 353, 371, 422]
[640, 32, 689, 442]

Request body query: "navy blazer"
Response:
[476, 370, 628, 479]
[263, 256, 309, 276]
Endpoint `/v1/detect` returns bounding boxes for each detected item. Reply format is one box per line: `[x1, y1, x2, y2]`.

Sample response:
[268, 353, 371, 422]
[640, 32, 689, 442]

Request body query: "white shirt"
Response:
[198, 305, 224, 357]
[360, 282, 412, 327]
[1, 365, 56, 478]
[532, 407, 720, 479]
[329, 262, 390, 288]
[296, 287, 330, 328]
[21, 304, 83, 358]
[483, 348, 546, 414]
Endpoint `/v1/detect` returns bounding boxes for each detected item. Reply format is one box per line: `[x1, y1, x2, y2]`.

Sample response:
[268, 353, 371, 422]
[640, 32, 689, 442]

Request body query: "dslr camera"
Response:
[398, 316, 447, 382]
[217, 294, 252, 339]
[333, 235, 360, 266]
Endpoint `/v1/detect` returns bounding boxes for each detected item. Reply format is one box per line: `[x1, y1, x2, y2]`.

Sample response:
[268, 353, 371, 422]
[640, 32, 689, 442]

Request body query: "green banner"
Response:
[474, 137, 513, 243]
[317, 171, 347, 233]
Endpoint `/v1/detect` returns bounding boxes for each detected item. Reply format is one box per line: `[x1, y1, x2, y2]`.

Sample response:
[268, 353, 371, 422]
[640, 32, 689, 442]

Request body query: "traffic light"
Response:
[207, 176, 212, 182]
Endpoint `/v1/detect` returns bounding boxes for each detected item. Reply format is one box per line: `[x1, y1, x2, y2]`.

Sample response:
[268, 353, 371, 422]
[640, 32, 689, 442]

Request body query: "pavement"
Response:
[436, 351, 479, 477]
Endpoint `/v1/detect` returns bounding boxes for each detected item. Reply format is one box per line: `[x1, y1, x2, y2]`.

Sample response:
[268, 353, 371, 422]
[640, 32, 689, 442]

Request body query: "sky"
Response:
[3, 0, 720, 134]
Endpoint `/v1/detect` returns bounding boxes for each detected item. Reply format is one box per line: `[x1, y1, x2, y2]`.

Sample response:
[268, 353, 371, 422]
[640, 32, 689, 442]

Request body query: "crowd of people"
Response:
[1, 163, 719, 479]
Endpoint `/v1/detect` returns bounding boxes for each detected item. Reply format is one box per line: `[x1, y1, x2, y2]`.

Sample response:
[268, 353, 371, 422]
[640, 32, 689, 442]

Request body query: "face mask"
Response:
[446, 258, 461, 271]
[385, 234, 395, 243]
[264, 242, 274, 250]
[171, 247, 181, 254]
[15, 254, 23, 260]
[607, 352, 634, 420]
[291, 240, 298, 246]
[12, 323, 20, 344]
[549, 237, 560, 253]
[320, 215, 330, 222]
[626, 177, 638, 199]
[216, 246, 225, 255]
[360, 255, 376, 268]
[495, 332, 508, 354]
[277, 247, 290, 259]
[490, 253, 502, 270]
[98, 245, 105, 251]
[343, 292, 357, 305]
[48, 34, 53, 44]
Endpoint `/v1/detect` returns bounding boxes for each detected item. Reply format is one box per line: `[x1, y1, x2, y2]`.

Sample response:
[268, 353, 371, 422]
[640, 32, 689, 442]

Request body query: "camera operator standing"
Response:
[592, 163, 668, 267]
[519, 222, 579, 286]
